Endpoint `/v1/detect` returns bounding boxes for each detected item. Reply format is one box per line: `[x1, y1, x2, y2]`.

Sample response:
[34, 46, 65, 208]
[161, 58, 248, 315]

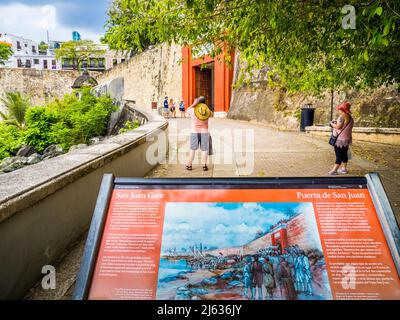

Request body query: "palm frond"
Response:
[0, 92, 31, 127]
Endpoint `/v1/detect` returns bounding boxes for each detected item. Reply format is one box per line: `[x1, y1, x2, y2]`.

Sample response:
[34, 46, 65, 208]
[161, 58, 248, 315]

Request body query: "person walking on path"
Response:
[163, 96, 169, 118]
[169, 98, 176, 118]
[329, 101, 354, 175]
[179, 100, 186, 118]
[185, 96, 213, 171]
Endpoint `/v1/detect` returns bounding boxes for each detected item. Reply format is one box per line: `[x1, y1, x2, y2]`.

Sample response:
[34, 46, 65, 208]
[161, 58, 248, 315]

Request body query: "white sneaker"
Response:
[328, 170, 338, 175]
[338, 169, 348, 174]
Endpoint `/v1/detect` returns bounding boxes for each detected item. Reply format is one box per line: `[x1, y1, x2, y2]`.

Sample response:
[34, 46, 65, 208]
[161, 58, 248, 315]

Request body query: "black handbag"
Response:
[328, 134, 337, 146]
[329, 118, 352, 146]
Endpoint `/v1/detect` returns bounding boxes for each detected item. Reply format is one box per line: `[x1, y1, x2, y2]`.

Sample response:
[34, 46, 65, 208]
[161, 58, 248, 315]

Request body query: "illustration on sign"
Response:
[157, 202, 332, 300]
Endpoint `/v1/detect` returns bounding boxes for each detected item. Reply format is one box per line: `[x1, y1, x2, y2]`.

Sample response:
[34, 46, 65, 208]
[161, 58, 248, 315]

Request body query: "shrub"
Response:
[23, 88, 116, 153]
[0, 123, 23, 159]
[0, 88, 116, 161]
[66, 92, 116, 144]
[24, 107, 59, 153]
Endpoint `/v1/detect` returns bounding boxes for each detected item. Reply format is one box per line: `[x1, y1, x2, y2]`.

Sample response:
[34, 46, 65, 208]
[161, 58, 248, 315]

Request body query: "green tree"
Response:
[0, 43, 12, 65]
[102, 2, 157, 54]
[103, 0, 400, 94]
[0, 92, 31, 128]
[55, 40, 106, 70]
[38, 41, 48, 53]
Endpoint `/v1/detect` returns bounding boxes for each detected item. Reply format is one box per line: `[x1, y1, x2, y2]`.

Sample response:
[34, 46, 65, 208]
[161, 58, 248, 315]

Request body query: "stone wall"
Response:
[229, 54, 400, 130]
[96, 43, 182, 110]
[0, 68, 80, 107]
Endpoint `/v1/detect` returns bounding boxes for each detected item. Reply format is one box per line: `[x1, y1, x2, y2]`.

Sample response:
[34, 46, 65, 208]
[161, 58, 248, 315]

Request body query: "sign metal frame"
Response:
[72, 173, 400, 300]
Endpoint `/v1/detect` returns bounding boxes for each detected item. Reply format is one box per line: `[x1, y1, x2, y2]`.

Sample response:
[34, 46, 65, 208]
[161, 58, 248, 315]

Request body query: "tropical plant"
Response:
[0, 92, 31, 128]
[102, 0, 400, 94]
[55, 40, 106, 70]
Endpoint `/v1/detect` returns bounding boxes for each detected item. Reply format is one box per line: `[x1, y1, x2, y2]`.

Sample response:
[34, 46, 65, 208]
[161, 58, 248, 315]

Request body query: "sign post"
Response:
[73, 174, 400, 300]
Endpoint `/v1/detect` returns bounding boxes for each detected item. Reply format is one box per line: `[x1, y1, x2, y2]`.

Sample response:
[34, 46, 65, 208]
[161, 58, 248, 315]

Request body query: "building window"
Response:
[98, 59, 105, 68]
[32, 46, 36, 54]
[17, 59, 23, 67]
[24, 43, 28, 47]
[25, 60, 31, 68]
[82, 60, 88, 69]
[43, 60, 48, 69]
[121, 59, 125, 63]
[34, 59, 39, 64]
[52, 60, 56, 69]
[62, 59, 70, 68]
[17, 41, 21, 50]
[113, 59, 118, 66]
[89, 58, 97, 68]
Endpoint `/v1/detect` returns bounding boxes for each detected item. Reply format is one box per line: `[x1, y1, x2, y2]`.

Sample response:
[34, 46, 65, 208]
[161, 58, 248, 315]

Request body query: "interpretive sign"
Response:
[73, 174, 400, 300]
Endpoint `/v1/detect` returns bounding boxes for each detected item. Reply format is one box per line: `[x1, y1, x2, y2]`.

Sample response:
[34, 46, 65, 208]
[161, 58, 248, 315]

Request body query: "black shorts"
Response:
[334, 145, 349, 165]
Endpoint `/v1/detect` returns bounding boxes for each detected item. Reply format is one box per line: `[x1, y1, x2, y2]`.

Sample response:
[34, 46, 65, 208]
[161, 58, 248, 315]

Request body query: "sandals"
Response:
[185, 165, 208, 171]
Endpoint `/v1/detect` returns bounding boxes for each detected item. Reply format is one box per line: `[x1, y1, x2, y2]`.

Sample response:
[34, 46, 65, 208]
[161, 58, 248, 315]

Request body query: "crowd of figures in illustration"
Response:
[242, 245, 314, 300]
[164, 244, 324, 300]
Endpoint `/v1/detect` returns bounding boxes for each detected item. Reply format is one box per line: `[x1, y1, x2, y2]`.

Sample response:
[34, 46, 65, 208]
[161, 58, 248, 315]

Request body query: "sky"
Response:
[0, 0, 111, 43]
[161, 202, 314, 253]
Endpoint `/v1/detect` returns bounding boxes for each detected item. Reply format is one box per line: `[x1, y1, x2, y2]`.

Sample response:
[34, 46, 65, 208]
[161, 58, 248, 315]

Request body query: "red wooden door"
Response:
[195, 67, 212, 108]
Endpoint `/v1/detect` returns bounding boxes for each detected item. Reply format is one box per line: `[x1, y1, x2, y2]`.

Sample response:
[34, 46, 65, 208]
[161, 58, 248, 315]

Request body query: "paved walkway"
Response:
[25, 117, 400, 300]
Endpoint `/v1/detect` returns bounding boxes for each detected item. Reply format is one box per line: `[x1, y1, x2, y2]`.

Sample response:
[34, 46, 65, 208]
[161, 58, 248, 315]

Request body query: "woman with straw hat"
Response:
[329, 101, 354, 175]
[185, 96, 213, 171]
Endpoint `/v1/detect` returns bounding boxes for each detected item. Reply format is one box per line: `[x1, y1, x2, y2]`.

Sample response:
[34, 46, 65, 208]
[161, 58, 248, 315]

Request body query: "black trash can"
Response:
[300, 104, 315, 132]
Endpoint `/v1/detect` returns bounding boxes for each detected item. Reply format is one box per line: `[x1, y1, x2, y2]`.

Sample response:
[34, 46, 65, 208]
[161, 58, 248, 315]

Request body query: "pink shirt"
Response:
[187, 108, 209, 133]
[334, 116, 353, 147]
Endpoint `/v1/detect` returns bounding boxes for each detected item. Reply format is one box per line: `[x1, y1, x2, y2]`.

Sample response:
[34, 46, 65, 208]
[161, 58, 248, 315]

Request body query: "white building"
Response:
[0, 32, 127, 72]
[0, 33, 61, 70]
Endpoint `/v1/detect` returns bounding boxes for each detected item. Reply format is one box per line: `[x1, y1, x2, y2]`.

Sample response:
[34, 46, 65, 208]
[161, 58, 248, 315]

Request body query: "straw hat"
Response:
[194, 103, 212, 121]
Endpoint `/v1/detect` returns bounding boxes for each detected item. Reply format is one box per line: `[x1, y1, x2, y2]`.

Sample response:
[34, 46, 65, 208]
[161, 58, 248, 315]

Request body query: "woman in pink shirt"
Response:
[185, 96, 213, 171]
[329, 101, 354, 175]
